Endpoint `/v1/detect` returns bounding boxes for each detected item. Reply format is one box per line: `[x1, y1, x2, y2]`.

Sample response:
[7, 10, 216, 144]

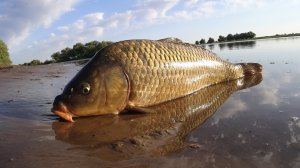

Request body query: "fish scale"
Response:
[97, 39, 244, 107]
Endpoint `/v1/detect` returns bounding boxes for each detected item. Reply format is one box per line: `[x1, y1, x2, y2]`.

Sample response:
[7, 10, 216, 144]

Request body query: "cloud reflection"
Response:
[211, 97, 247, 125]
[254, 72, 293, 106]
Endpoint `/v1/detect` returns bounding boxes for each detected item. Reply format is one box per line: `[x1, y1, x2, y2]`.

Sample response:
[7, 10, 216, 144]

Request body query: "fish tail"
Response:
[237, 72, 263, 90]
[237, 63, 263, 76]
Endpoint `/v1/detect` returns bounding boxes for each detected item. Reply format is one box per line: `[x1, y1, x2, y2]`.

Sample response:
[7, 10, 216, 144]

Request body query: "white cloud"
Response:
[84, 12, 104, 25]
[12, 31, 84, 63]
[88, 27, 104, 37]
[223, 0, 265, 8]
[57, 26, 70, 32]
[101, 0, 268, 32]
[198, 1, 218, 14]
[135, 0, 179, 15]
[102, 0, 181, 31]
[184, 0, 199, 6]
[50, 33, 56, 37]
[52, 12, 105, 42]
[73, 19, 85, 30]
[2, 0, 286, 63]
[134, 9, 158, 22]
[12, 12, 105, 63]
[0, 0, 268, 46]
[104, 11, 133, 29]
[0, 0, 80, 47]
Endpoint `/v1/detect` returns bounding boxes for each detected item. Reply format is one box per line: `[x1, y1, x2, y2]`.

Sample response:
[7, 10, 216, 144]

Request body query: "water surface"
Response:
[0, 37, 300, 168]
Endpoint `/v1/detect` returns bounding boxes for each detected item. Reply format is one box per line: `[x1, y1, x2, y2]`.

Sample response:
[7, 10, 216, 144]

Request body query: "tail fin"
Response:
[237, 73, 263, 90]
[237, 63, 263, 76]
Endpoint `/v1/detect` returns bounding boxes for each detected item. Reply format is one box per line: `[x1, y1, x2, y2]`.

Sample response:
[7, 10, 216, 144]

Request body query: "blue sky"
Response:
[1, 0, 300, 64]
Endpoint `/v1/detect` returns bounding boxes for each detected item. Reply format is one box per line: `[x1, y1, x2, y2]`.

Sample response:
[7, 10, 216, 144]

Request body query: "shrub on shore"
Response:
[0, 39, 12, 65]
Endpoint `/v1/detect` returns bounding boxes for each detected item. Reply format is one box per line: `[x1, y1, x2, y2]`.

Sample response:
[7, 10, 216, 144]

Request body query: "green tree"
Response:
[247, 31, 256, 39]
[0, 39, 12, 65]
[226, 34, 234, 41]
[60, 47, 72, 61]
[207, 37, 215, 44]
[218, 35, 226, 42]
[233, 34, 239, 40]
[200, 39, 206, 44]
[225, 31, 256, 41]
[30, 59, 42, 65]
[84, 41, 104, 58]
[51, 52, 61, 62]
[72, 43, 86, 60]
[195, 41, 199, 45]
[50, 41, 113, 63]
[43, 59, 55, 64]
[23, 59, 42, 66]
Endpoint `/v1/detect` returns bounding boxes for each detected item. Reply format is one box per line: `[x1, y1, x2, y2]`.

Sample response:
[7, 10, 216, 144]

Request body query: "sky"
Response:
[0, 0, 300, 64]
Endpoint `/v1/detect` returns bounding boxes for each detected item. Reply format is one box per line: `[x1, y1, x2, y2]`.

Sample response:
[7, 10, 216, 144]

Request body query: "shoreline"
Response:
[201, 35, 300, 45]
[0, 65, 14, 70]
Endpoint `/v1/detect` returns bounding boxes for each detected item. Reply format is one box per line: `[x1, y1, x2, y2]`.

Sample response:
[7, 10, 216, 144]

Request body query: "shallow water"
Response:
[1, 37, 300, 168]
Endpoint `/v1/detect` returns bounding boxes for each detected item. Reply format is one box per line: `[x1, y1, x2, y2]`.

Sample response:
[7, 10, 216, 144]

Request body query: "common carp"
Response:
[52, 74, 262, 157]
[52, 38, 262, 122]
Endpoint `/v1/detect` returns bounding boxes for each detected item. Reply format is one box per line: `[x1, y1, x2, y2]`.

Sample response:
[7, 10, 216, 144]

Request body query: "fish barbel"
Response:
[52, 38, 262, 122]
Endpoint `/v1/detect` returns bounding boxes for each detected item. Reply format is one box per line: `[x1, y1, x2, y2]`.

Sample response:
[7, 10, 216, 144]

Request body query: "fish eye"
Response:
[81, 83, 90, 95]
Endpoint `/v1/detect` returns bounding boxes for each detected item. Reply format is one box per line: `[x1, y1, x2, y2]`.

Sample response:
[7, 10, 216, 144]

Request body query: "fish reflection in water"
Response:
[52, 74, 262, 160]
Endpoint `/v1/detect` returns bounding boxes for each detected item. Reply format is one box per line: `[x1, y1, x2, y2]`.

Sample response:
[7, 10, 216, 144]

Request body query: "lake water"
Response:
[0, 37, 300, 168]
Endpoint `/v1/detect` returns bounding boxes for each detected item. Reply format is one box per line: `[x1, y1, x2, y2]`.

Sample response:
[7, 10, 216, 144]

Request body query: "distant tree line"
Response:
[195, 31, 256, 45]
[256, 32, 300, 39]
[51, 41, 113, 62]
[22, 59, 49, 66]
[23, 40, 113, 66]
[0, 39, 12, 65]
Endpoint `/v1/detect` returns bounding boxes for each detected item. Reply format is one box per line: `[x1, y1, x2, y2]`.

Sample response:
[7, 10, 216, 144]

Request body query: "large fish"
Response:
[52, 38, 262, 122]
[52, 74, 262, 158]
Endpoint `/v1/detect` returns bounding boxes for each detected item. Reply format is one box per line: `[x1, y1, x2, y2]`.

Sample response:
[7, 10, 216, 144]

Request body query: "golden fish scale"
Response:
[103, 40, 243, 107]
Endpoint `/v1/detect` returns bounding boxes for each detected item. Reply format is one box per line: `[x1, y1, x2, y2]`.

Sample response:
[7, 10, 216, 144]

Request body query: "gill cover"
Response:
[101, 65, 130, 114]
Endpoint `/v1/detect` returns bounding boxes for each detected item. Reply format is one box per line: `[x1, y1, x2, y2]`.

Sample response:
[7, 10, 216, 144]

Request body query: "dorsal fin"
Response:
[157, 37, 183, 43]
[157, 37, 208, 51]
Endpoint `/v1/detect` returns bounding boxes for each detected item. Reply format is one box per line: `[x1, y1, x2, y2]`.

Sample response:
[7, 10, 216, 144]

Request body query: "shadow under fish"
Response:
[52, 73, 262, 161]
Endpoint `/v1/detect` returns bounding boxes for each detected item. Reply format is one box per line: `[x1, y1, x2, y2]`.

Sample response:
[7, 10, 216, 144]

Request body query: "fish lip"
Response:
[52, 102, 76, 122]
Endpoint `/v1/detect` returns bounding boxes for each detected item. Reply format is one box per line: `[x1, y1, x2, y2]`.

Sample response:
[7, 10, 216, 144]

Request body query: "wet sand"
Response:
[0, 63, 298, 168]
[1, 38, 300, 168]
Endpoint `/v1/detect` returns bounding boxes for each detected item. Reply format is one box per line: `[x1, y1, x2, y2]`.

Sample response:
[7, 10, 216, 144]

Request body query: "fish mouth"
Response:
[52, 102, 76, 122]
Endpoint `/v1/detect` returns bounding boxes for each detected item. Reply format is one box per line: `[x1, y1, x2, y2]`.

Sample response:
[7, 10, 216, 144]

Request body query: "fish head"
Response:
[52, 63, 129, 122]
